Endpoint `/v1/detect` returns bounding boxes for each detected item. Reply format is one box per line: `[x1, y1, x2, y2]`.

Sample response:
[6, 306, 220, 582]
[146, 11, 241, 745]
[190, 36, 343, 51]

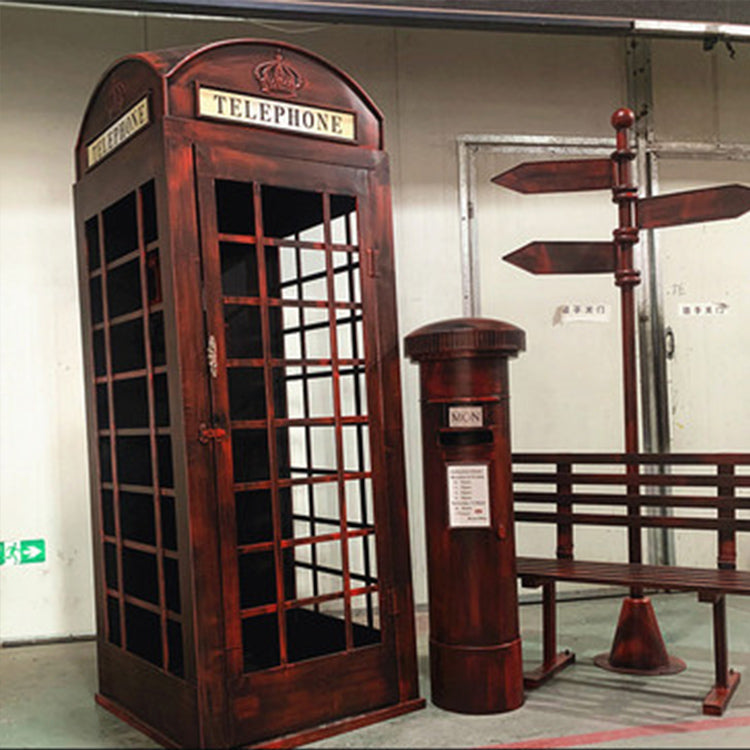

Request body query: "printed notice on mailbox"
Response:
[447, 464, 491, 528]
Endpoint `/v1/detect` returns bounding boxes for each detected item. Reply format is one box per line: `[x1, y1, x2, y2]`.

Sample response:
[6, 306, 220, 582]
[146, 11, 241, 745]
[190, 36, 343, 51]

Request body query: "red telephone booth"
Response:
[73, 39, 423, 748]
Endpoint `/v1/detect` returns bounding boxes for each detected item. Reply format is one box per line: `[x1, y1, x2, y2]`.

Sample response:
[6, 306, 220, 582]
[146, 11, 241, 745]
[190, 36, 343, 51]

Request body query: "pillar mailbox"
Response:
[405, 318, 525, 714]
[73, 39, 424, 748]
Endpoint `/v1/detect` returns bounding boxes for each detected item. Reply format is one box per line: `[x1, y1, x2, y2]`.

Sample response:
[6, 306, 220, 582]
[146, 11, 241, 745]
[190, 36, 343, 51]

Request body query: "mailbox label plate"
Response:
[447, 463, 491, 527]
[448, 405, 483, 428]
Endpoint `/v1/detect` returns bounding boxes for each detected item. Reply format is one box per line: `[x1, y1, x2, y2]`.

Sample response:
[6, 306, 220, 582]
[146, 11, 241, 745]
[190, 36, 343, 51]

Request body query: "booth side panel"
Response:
[73, 127, 201, 748]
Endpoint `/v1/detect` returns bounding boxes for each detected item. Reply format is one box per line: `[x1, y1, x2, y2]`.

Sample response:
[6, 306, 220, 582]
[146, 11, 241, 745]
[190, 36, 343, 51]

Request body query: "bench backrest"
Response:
[511, 453, 750, 570]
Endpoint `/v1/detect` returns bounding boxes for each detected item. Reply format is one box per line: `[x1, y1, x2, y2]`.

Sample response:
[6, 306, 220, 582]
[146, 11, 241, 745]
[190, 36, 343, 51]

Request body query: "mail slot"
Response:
[405, 317, 525, 714]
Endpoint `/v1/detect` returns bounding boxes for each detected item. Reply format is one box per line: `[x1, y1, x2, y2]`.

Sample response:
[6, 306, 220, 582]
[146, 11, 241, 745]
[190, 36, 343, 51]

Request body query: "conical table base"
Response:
[593, 596, 686, 676]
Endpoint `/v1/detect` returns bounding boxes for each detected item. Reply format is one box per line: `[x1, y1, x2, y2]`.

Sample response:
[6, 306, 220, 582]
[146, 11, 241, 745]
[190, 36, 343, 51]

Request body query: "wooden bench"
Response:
[511, 452, 750, 715]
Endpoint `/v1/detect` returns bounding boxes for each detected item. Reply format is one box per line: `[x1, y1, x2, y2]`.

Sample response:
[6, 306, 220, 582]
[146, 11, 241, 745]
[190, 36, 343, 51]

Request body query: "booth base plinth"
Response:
[97, 691, 426, 748]
[249, 698, 427, 749]
[95, 693, 182, 748]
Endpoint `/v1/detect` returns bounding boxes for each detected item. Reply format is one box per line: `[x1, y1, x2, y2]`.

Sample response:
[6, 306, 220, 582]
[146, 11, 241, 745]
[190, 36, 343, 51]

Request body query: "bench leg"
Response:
[701, 593, 741, 715]
[524, 582, 575, 689]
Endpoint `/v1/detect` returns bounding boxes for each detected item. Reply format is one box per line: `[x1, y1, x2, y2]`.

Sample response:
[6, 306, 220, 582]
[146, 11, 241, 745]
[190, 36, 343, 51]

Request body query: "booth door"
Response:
[196, 146, 401, 740]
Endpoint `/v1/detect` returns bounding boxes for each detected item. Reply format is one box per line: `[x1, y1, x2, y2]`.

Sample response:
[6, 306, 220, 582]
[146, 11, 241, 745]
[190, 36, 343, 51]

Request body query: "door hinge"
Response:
[366, 247, 378, 278]
[199, 422, 227, 444]
[207, 334, 218, 378]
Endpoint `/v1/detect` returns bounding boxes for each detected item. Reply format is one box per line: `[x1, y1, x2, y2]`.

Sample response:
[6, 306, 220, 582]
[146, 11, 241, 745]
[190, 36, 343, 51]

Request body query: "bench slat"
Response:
[514, 471, 750, 488]
[514, 491, 750, 510]
[517, 556, 750, 594]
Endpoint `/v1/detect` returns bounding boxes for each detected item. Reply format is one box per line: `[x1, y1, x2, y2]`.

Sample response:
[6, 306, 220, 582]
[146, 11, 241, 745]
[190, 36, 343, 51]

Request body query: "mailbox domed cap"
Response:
[404, 317, 525, 361]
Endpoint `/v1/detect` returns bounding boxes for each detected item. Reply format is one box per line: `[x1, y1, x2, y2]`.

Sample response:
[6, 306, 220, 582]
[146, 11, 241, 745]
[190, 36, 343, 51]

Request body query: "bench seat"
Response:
[517, 556, 750, 595]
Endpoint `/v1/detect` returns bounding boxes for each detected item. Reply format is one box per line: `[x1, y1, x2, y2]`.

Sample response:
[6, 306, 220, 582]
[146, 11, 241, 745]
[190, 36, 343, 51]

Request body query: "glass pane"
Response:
[96, 384, 109, 430]
[104, 541, 118, 589]
[122, 547, 159, 604]
[116, 436, 152, 486]
[242, 614, 280, 672]
[157, 435, 173, 488]
[86, 216, 101, 272]
[113, 377, 149, 429]
[238, 551, 277, 608]
[261, 185, 322, 239]
[351, 593, 381, 647]
[107, 596, 121, 646]
[228, 367, 266, 420]
[235, 490, 274, 545]
[124, 603, 162, 667]
[110, 319, 145, 374]
[340, 368, 367, 417]
[99, 437, 112, 483]
[164, 557, 181, 613]
[161, 495, 177, 551]
[103, 192, 138, 263]
[93, 329, 106, 377]
[146, 249, 162, 305]
[286, 606, 346, 664]
[224, 305, 263, 359]
[232, 430, 269, 483]
[107, 259, 142, 319]
[101, 489, 115, 537]
[333, 251, 360, 304]
[336, 313, 364, 361]
[154, 373, 170, 427]
[346, 477, 374, 527]
[149, 311, 166, 367]
[216, 180, 255, 235]
[167, 620, 184, 677]
[343, 424, 370, 472]
[348, 533, 378, 585]
[140, 180, 158, 245]
[89, 277, 103, 325]
[221, 242, 259, 297]
[120, 491, 155, 545]
[330, 194, 357, 244]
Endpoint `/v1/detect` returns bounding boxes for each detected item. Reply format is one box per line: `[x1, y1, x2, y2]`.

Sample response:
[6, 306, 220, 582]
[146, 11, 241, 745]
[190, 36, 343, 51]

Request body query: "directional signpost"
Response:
[493, 107, 750, 677]
[0, 539, 47, 566]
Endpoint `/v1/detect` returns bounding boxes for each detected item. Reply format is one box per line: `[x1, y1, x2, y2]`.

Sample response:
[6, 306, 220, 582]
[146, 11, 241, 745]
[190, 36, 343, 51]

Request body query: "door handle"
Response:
[665, 327, 675, 360]
[199, 422, 227, 444]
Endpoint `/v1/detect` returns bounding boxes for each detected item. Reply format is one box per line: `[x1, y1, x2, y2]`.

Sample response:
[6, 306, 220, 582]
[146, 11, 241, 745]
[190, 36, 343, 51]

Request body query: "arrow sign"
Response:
[504, 241, 616, 275]
[637, 184, 750, 229]
[492, 158, 613, 194]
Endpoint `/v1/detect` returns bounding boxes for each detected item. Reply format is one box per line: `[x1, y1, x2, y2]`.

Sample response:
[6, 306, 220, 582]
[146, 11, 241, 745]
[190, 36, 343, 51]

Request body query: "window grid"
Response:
[220, 184, 380, 671]
[87, 182, 183, 677]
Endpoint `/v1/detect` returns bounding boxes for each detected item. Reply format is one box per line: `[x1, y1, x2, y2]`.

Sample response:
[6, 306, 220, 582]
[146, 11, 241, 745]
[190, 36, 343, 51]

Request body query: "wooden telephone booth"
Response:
[73, 39, 423, 748]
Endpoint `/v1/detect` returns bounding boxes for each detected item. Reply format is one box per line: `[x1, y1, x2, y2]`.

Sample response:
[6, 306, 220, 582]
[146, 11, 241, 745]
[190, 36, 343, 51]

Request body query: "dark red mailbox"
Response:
[405, 318, 526, 714]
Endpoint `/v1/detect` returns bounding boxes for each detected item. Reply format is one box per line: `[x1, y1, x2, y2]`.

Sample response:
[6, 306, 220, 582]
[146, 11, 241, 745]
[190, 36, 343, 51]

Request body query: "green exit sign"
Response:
[0, 539, 46, 566]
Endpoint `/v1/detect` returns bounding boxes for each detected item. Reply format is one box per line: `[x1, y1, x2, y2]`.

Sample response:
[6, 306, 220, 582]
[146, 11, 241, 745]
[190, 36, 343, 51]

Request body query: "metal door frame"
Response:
[458, 134, 750, 569]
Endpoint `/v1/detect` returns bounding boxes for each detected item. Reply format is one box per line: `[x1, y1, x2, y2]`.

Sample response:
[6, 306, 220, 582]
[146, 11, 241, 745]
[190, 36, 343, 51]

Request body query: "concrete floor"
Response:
[2, 592, 750, 748]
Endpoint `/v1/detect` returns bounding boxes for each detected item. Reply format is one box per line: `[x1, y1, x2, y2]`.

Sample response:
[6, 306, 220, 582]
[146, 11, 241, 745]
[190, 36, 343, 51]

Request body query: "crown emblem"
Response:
[253, 51, 305, 98]
[106, 80, 128, 119]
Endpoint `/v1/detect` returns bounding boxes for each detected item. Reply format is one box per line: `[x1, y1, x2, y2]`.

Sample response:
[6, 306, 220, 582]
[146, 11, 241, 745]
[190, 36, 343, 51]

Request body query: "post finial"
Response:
[611, 107, 635, 130]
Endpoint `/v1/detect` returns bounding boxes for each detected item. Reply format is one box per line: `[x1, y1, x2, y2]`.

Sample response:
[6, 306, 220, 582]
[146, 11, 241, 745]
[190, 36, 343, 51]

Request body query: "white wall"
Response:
[1, 3, 748, 640]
